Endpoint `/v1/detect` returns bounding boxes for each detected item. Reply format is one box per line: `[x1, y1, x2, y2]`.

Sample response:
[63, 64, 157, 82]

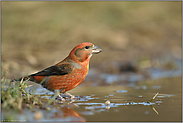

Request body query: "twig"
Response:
[149, 92, 159, 102]
[150, 105, 159, 114]
[152, 106, 159, 114]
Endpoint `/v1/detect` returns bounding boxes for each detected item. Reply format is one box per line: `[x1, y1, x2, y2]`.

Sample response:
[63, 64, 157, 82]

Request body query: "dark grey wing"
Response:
[29, 63, 74, 76]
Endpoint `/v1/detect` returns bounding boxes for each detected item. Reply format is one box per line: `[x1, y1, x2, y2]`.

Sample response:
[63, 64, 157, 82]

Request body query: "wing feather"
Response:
[29, 63, 74, 76]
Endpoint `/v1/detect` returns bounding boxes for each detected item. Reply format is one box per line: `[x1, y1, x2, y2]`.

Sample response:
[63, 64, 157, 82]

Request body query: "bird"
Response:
[12, 42, 102, 100]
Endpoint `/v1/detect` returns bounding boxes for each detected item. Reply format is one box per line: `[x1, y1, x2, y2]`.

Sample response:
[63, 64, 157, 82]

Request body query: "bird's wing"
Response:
[30, 63, 74, 76]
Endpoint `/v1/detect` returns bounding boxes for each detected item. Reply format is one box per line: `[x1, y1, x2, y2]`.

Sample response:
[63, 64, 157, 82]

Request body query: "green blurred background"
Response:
[1, 1, 181, 79]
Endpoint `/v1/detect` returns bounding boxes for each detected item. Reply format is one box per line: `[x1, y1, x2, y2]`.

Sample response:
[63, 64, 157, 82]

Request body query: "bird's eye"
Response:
[85, 46, 90, 49]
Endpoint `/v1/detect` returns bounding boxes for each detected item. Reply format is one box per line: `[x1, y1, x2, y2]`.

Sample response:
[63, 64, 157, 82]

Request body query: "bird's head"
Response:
[68, 42, 102, 63]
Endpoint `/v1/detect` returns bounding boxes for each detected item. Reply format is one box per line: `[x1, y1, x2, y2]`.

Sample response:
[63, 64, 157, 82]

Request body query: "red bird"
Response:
[12, 42, 102, 100]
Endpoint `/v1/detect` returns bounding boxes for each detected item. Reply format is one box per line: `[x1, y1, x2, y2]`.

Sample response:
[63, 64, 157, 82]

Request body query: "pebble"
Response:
[105, 100, 110, 105]
[34, 111, 43, 121]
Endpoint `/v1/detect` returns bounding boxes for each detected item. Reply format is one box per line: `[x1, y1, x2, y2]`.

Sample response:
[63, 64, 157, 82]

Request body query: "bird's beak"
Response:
[92, 45, 102, 54]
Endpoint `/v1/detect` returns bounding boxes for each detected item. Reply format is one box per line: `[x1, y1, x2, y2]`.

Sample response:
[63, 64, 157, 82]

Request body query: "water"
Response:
[69, 77, 181, 122]
[2, 77, 181, 122]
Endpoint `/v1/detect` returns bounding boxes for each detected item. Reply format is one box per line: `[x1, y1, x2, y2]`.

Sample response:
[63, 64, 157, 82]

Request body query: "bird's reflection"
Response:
[51, 106, 85, 122]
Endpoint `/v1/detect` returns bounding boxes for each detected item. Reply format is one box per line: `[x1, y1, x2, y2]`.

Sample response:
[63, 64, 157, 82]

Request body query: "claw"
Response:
[50, 90, 65, 101]
[51, 90, 75, 102]
[65, 92, 75, 99]
[50, 94, 66, 101]
[55, 95, 66, 101]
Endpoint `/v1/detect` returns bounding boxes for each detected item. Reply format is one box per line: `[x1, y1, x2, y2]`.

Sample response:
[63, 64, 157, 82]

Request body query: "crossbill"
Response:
[12, 42, 102, 100]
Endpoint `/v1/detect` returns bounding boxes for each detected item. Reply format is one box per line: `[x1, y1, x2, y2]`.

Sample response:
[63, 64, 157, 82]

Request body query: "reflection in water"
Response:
[74, 93, 159, 115]
[2, 77, 180, 122]
[150, 106, 159, 114]
[50, 107, 85, 122]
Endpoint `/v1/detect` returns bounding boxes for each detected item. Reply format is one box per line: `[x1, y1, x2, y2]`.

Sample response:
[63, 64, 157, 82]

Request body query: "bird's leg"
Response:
[65, 92, 75, 99]
[51, 90, 75, 101]
[50, 90, 65, 101]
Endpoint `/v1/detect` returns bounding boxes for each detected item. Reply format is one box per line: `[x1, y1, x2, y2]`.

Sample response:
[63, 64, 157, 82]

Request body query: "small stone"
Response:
[105, 100, 110, 105]
[34, 111, 43, 121]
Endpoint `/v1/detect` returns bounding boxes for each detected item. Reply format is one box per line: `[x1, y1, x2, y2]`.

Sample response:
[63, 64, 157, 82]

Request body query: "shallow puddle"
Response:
[2, 77, 181, 122]
[69, 77, 181, 122]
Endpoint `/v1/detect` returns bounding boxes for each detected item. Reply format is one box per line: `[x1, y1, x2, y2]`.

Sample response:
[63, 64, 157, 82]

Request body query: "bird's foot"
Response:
[65, 92, 76, 99]
[51, 90, 76, 102]
[50, 94, 66, 101]
[55, 95, 66, 101]
[58, 92, 76, 101]
[50, 90, 66, 101]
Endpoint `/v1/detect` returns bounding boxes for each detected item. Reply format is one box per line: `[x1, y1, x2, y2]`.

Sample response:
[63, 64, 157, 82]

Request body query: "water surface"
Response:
[2, 77, 181, 122]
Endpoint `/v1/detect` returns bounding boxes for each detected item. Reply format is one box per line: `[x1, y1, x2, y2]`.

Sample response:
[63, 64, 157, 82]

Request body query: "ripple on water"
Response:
[157, 94, 175, 98]
[116, 90, 128, 93]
